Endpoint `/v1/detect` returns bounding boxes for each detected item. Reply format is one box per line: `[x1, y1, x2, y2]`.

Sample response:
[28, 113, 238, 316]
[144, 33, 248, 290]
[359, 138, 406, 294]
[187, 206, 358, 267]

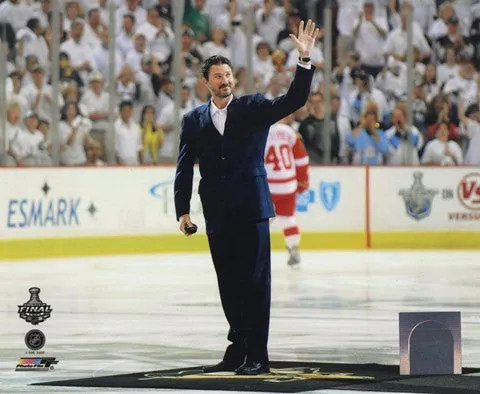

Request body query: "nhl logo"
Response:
[18, 287, 52, 325]
[399, 172, 439, 221]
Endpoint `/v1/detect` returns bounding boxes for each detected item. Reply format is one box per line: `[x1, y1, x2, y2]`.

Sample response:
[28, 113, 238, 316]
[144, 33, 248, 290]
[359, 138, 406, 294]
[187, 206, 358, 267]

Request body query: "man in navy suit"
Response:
[174, 20, 319, 375]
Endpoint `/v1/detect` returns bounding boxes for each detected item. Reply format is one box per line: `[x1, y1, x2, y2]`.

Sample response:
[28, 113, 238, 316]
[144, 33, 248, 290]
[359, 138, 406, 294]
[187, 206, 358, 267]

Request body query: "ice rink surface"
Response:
[1, 250, 480, 393]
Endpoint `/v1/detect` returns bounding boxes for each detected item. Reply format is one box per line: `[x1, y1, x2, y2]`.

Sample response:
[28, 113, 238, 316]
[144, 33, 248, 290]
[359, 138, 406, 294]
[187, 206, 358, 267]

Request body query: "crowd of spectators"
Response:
[1, 0, 479, 167]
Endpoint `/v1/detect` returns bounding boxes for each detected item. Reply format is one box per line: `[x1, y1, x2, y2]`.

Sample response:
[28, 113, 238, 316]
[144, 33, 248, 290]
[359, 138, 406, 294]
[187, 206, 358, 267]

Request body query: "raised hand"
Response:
[289, 19, 320, 58]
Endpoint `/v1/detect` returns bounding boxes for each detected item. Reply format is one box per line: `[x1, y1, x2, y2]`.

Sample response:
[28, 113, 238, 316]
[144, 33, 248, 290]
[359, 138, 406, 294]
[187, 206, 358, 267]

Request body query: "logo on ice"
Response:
[399, 172, 439, 221]
[18, 287, 52, 325]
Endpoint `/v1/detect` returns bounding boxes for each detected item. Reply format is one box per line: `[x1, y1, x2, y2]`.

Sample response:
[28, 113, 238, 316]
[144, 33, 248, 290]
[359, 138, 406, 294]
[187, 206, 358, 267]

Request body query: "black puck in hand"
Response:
[184, 223, 198, 234]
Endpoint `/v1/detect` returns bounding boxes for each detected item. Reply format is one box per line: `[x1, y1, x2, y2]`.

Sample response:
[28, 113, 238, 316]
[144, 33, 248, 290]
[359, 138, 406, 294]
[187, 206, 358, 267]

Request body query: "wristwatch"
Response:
[298, 56, 311, 63]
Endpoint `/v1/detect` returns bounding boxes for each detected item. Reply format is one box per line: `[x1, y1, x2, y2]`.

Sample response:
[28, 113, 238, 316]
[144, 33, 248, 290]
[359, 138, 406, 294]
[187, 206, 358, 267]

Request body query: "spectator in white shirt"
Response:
[191, 77, 210, 107]
[115, 0, 146, 34]
[20, 64, 64, 123]
[125, 33, 150, 73]
[200, 26, 231, 61]
[434, 15, 475, 63]
[32, 0, 52, 31]
[384, 2, 431, 62]
[428, 1, 455, 41]
[96, 0, 110, 26]
[136, 8, 174, 63]
[116, 14, 136, 59]
[16, 18, 50, 71]
[385, 103, 424, 165]
[155, 76, 174, 114]
[421, 121, 464, 165]
[254, 0, 289, 49]
[135, 54, 160, 108]
[60, 19, 95, 84]
[395, 0, 437, 34]
[179, 27, 203, 85]
[81, 7, 105, 50]
[451, 0, 474, 37]
[92, 29, 123, 80]
[59, 101, 94, 166]
[458, 100, 480, 165]
[21, 54, 39, 89]
[63, 0, 81, 33]
[348, 69, 390, 128]
[3, 101, 28, 166]
[437, 46, 460, 85]
[202, 0, 229, 28]
[334, 51, 362, 115]
[253, 41, 274, 83]
[262, 49, 292, 96]
[158, 85, 194, 158]
[22, 111, 51, 166]
[277, 13, 304, 54]
[336, 0, 364, 64]
[37, 118, 53, 165]
[116, 64, 142, 114]
[264, 74, 285, 99]
[115, 100, 143, 165]
[443, 58, 478, 105]
[6, 70, 30, 116]
[80, 71, 110, 132]
[0, 0, 30, 32]
[353, 0, 388, 77]
[375, 56, 407, 110]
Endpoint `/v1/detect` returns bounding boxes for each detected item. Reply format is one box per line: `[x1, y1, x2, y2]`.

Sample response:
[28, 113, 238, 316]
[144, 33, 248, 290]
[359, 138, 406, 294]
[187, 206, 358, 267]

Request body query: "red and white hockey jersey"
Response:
[264, 123, 309, 195]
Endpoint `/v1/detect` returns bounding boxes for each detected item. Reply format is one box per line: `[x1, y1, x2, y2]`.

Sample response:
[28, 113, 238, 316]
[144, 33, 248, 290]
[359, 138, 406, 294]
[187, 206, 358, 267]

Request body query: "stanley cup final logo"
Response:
[18, 287, 52, 325]
[399, 172, 439, 221]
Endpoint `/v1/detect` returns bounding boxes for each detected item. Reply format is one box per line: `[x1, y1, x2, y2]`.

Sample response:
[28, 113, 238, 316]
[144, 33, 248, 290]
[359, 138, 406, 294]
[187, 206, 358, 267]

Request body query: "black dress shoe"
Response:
[202, 360, 243, 373]
[235, 360, 270, 375]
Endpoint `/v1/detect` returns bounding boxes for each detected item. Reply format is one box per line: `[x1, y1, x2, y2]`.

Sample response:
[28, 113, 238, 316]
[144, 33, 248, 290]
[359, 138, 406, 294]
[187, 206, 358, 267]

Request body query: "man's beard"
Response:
[214, 85, 232, 98]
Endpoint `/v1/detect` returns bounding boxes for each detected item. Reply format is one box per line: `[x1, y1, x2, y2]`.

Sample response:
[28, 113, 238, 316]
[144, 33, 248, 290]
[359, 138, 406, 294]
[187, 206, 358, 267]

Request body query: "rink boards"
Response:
[0, 166, 479, 259]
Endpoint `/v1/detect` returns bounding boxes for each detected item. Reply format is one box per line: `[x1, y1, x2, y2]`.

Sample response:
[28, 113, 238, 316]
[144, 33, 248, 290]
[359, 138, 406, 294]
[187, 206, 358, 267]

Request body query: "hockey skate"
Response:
[287, 246, 300, 266]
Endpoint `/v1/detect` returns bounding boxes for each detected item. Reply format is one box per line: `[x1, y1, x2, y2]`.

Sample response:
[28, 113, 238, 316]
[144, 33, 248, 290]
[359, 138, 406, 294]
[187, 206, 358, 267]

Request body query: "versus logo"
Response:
[449, 173, 480, 221]
[457, 173, 480, 211]
[6, 181, 97, 229]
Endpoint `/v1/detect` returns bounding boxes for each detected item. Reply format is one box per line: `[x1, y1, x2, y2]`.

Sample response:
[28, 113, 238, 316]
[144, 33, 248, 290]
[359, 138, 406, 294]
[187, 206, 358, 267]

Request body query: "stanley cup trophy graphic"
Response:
[399, 172, 439, 221]
[18, 287, 52, 325]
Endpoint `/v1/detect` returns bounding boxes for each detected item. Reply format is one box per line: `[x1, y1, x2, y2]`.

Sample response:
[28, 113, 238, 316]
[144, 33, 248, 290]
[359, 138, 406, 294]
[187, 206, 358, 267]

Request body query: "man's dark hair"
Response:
[201, 55, 233, 80]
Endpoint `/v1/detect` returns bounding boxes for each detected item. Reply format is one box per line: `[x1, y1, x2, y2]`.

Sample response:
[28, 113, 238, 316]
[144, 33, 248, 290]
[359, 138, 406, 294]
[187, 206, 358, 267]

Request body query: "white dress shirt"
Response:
[210, 94, 233, 135]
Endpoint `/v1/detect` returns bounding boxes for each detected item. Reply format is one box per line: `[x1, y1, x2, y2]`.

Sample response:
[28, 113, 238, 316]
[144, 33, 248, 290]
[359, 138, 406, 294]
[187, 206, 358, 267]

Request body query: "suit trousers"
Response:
[207, 219, 271, 364]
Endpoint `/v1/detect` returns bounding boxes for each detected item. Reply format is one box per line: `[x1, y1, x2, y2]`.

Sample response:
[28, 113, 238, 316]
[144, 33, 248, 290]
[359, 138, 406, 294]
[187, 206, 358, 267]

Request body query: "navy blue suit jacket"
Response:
[174, 65, 315, 230]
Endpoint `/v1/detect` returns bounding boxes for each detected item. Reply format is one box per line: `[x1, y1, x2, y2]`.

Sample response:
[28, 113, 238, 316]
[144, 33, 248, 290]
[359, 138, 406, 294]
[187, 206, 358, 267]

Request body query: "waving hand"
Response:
[289, 19, 320, 58]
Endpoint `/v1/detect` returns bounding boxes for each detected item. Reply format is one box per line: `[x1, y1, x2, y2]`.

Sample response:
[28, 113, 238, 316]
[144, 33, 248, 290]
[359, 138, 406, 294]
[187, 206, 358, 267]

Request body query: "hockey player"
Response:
[265, 113, 309, 266]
